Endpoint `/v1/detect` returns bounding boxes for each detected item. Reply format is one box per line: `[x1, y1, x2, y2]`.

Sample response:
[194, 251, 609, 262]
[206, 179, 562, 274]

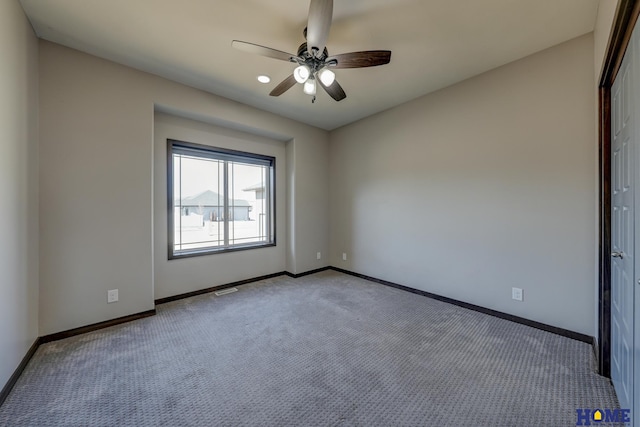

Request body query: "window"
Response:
[168, 139, 275, 259]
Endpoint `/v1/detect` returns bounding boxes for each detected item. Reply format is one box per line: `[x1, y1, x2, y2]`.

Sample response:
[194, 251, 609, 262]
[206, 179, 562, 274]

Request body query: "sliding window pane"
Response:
[229, 161, 269, 246]
[173, 154, 224, 253]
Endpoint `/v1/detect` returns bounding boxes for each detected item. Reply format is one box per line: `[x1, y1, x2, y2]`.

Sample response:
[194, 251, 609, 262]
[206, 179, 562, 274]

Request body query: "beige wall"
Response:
[0, 0, 39, 388]
[39, 41, 329, 335]
[329, 34, 596, 335]
[153, 113, 286, 299]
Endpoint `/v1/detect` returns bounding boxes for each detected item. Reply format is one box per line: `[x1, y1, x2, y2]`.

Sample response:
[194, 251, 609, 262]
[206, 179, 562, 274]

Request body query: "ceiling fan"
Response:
[232, 0, 391, 103]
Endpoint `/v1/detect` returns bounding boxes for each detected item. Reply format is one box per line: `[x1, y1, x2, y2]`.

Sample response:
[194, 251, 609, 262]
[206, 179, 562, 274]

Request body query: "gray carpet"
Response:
[0, 270, 619, 426]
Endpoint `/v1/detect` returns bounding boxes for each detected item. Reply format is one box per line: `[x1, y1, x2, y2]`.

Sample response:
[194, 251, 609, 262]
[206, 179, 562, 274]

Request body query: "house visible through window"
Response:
[168, 139, 275, 259]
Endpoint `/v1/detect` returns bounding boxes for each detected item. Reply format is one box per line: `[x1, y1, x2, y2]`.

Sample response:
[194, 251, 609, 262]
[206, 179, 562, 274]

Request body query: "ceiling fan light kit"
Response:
[294, 65, 311, 84]
[232, 0, 391, 103]
[318, 68, 335, 86]
[303, 78, 317, 95]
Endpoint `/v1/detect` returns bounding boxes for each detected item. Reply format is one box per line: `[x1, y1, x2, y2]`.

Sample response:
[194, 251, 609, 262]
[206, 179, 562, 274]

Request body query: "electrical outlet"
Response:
[107, 289, 119, 303]
[512, 287, 523, 302]
[317, 252, 321, 260]
[342, 253, 347, 261]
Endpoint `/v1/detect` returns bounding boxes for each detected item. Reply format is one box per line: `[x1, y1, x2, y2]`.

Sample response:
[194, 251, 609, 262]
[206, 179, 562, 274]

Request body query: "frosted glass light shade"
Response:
[294, 66, 310, 83]
[318, 68, 335, 86]
[303, 78, 316, 95]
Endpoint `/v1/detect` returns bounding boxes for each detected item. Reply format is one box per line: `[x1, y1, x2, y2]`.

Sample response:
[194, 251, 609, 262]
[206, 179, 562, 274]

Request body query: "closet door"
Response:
[612, 26, 635, 419]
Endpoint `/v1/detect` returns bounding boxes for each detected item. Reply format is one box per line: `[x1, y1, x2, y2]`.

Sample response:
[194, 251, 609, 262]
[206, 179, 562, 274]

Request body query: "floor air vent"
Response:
[214, 287, 238, 297]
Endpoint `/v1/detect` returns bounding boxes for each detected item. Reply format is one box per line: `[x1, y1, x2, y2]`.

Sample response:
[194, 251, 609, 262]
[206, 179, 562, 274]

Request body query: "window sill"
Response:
[169, 242, 276, 260]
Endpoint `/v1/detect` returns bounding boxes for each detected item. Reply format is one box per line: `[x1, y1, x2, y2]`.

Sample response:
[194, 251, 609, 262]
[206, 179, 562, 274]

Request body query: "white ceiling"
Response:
[19, 0, 599, 130]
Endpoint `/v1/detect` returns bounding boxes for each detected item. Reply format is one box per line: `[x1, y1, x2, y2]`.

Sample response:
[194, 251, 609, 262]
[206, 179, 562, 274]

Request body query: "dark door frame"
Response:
[598, 0, 640, 377]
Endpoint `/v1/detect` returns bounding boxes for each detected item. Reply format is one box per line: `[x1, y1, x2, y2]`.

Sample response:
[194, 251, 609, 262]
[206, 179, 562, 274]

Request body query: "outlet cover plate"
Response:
[107, 289, 119, 303]
[512, 287, 523, 302]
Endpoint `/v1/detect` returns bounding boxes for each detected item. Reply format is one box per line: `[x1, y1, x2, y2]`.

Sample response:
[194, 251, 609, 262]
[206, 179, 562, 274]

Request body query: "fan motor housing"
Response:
[297, 42, 328, 61]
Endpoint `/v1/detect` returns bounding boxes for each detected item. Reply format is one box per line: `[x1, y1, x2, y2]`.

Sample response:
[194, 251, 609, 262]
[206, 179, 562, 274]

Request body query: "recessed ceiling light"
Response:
[257, 75, 271, 84]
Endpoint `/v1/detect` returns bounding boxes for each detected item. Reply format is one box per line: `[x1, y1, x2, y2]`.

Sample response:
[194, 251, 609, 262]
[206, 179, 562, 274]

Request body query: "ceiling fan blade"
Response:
[319, 78, 346, 102]
[232, 40, 296, 62]
[306, 0, 333, 56]
[327, 51, 392, 69]
[269, 74, 298, 97]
